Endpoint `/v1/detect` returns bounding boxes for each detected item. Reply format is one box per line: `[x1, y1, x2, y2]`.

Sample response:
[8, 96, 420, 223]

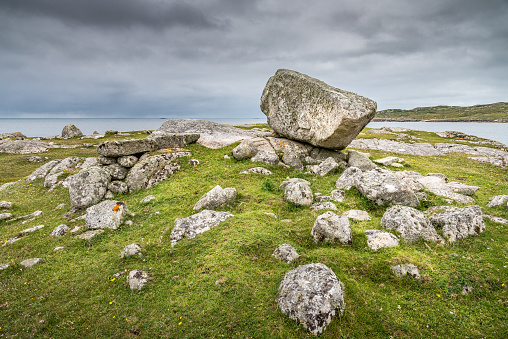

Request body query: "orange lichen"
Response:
[113, 204, 120, 212]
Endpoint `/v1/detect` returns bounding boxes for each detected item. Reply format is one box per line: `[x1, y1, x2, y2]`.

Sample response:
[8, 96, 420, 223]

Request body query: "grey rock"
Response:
[277, 263, 345, 335]
[279, 178, 310, 190]
[342, 209, 371, 221]
[0, 201, 12, 209]
[335, 166, 362, 190]
[97, 134, 198, 157]
[315, 195, 332, 202]
[374, 156, 404, 166]
[0, 139, 51, 154]
[147, 131, 200, 149]
[97, 155, 117, 165]
[26, 159, 62, 182]
[44, 157, 82, 188]
[104, 163, 129, 180]
[308, 148, 348, 164]
[70, 226, 81, 233]
[282, 149, 304, 171]
[77, 157, 99, 169]
[265, 212, 277, 218]
[104, 190, 114, 199]
[365, 230, 399, 251]
[0, 262, 14, 270]
[54, 246, 64, 251]
[462, 285, 474, 295]
[0, 131, 26, 139]
[20, 258, 41, 268]
[347, 150, 377, 171]
[105, 130, 118, 135]
[429, 205, 485, 242]
[310, 157, 339, 176]
[483, 214, 508, 225]
[417, 176, 475, 203]
[232, 139, 260, 160]
[61, 124, 83, 138]
[128, 269, 149, 290]
[283, 179, 313, 207]
[75, 229, 104, 240]
[170, 210, 234, 247]
[311, 211, 351, 244]
[261, 69, 376, 150]
[446, 182, 480, 196]
[120, 243, 143, 258]
[85, 200, 127, 230]
[140, 195, 155, 203]
[21, 224, 45, 234]
[391, 264, 420, 278]
[381, 205, 443, 243]
[331, 189, 346, 202]
[487, 195, 508, 207]
[427, 173, 449, 182]
[193, 185, 237, 211]
[108, 181, 129, 194]
[0, 182, 17, 191]
[69, 167, 111, 209]
[311, 202, 337, 211]
[117, 155, 138, 168]
[26, 155, 43, 162]
[50, 224, 69, 237]
[251, 149, 279, 165]
[240, 167, 272, 175]
[0, 213, 12, 220]
[272, 244, 300, 263]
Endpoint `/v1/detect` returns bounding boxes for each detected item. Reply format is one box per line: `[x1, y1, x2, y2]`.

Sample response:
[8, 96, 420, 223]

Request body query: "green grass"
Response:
[0, 131, 507, 338]
[377, 102, 508, 121]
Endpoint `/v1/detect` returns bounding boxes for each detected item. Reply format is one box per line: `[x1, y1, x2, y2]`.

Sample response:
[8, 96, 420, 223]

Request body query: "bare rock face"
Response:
[61, 124, 83, 138]
[311, 211, 351, 244]
[381, 205, 443, 243]
[85, 200, 127, 230]
[429, 205, 485, 243]
[193, 185, 237, 211]
[170, 210, 234, 247]
[277, 263, 345, 335]
[69, 167, 111, 209]
[261, 69, 377, 150]
[272, 244, 300, 263]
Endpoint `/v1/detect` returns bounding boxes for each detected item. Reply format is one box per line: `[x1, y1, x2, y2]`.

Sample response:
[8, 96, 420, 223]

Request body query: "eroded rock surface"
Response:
[85, 200, 127, 230]
[170, 210, 234, 246]
[193, 185, 237, 211]
[381, 205, 443, 243]
[68, 167, 111, 209]
[272, 244, 300, 263]
[429, 205, 485, 242]
[311, 211, 351, 244]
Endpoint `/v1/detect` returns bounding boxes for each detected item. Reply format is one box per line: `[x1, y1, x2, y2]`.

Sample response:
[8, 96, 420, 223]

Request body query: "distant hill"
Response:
[375, 102, 508, 122]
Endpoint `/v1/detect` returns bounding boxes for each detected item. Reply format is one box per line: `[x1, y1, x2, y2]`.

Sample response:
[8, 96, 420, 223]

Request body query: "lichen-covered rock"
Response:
[417, 176, 475, 204]
[335, 166, 362, 191]
[128, 269, 148, 290]
[61, 124, 83, 138]
[97, 155, 117, 165]
[282, 178, 313, 207]
[26, 159, 62, 182]
[104, 163, 129, 180]
[69, 167, 111, 209]
[381, 206, 443, 243]
[331, 189, 345, 202]
[391, 264, 420, 278]
[232, 139, 260, 160]
[240, 167, 272, 175]
[347, 150, 377, 171]
[50, 224, 69, 237]
[446, 182, 480, 196]
[311, 202, 337, 211]
[486, 195, 508, 208]
[120, 243, 143, 258]
[85, 200, 127, 230]
[429, 205, 485, 242]
[193, 185, 237, 211]
[251, 149, 279, 165]
[44, 157, 82, 188]
[77, 157, 99, 169]
[261, 69, 376, 150]
[97, 134, 198, 157]
[170, 210, 234, 247]
[342, 209, 371, 221]
[117, 155, 138, 168]
[147, 131, 200, 149]
[374, 156, 404, 166]
[272, 244, 300, 263]
[365, 230, 399, 251]
[20, 258, 41, 268]
[0, 139, 51, 154]
[277, 263, 345, 335]
[309, 157, 339, 176]
[108, 181, 129, 194]
[311, 211, 351, 244]
[282, 149, 304, 171]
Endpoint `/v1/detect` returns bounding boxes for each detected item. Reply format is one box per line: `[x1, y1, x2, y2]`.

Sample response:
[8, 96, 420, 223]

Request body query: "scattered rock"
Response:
[0, 262, 14, 270]
[97, 134, 198, 157]
[391, 264, 420, 278]
[427, 173, 448, 182]
[108, 181, 129, 194]
[170, 210, 234, 247]
[462, 285, 474, 295]
[311, 211, 351, 244]
[20, 258, 41, 268]
[70, 226, 81, 233]
[272, 244, 300, 263]
[347, 150, 377, 171]
[0, 139, 51, 154]
[0, 213, 12, 220]
[277, 263, 345, 335]
[26, 155, 43, 162]
[44, 156, 82, 188]
[335, 167, 362, 190]
[446, 182, 480, 196]
[417, 176, 475, 203]
[128, 269, 149, 290]
[282, 178, 313, 207]
[311, 202, 337, 211]
[105, 130, 118, 135]
[374, 156, 404, 166]
[55, 203, 66, 210]
[189, 159, 199, 167]
[487, 195, 508, 208]
[342, 209, 371, 221]
[251, 149, 279, 165]
[140, 195, 155, 203]
[240, 167, 272, 175]
[314, 196, 331, 202]
[75, 229, 104, 240]
[120, 243, 143, 258]
[282, 149, 304, 171]
[429, 205, 485, 243]
[0, 182, 17, 191]
[61, 124, 83, 138]
[117, 155, 138, 168]
[482, 214, 508, 225]
[261, 69, 376, 150]
[381, 206, 443, 243]
[309, 157, 339, 176]
[365, 230, 399, 251]
[264, 212, 277, 218]
[330, 189, 345, 202]
[85, 200, 127, 230]
[54, 246, 64, 251]
[50, 224, 69, 237]
[69, 167, 111, 209]
[26, 159, 62, 182]
[0, 201, 12, 209]
[193, 185, 237, 211]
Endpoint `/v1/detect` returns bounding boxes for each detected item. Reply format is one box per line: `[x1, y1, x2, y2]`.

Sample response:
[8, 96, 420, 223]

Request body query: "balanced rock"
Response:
[381, 205, 443, 243]
[170, 210, 233, 247]
[429, 205, 485, 243]
[281, 178, 313, 207]
[128, 269, 148, 290]
[85, 200, 127, 230]
[261, 69, 376, 150]
[365, 230, 399, 251]
[277, 263, 345, 335]
[311, 211, 351, 244]
[61, 124, 83, 138]
[68, 167, 111, 209]
[193, 185, 237, 211]
[272, 244, 300, 263]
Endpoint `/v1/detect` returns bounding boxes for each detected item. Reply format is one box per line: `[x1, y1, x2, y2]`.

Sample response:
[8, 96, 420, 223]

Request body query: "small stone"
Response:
[272, 244, 300, 263]
[70, 226, 81, 233]
[128, 269, 149, 290]
[170, 210, 234, 246]
[0, 201, 13, 210]
[140, 195, 155, 203]
[374, 156, 404, 166]
[461, 285, 473, 295]
[282, 178, 313, 207]
[54, 246, 65, 251]
[348, 150, 377, 171]
[390, 163, 404, 168]
[224, 154, 230, 159]
[189, 159, 200, 167]
[315, 196, 332, 202]
[108, 181, 129, 194]
[50, 224, 69, 237]
[0, 262, 14, 270]
[241, 167, 272, 175]
[342, 209, 371, 221]
[311, 211, 351, 244]
[391, 264, 420, 278]
[0, 213, 12, 220]
[20, 258, 41, 268]
[120, 243, 143, 258]
[330, 189, 345, 202]
[365, 230, 399, 251]
[311, 202, 337, 211]
[251, 149, 279, 165]
[125, 220, 133, 226]
[265, 212, 277, 218]
[55, 203, 66, 210]
[486, 195, 508, 208]
[97, 155, 117, 165]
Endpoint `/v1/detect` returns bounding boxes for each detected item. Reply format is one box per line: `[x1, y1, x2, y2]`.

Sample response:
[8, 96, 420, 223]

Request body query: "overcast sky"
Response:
[1, 0, 507, 118]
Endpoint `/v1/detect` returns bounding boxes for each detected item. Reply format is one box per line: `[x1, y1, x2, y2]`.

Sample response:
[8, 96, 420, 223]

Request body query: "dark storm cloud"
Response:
[0, 0, 506, 117]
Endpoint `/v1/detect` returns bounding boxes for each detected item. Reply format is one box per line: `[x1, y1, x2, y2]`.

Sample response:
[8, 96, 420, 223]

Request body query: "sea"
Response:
[0, 118, 506, 146]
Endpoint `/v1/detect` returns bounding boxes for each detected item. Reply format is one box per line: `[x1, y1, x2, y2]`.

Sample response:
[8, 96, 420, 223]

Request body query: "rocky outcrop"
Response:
[272, 244, 300, 263]
[381, 205, 443, 243]
[365, 230, 399, 251]
[61, 124, 83, 138]
[261, 69, 376, 150]
[281, 178, 313, 207]
[97, 134, 198, 157]
[277, 263, 345, 335]
[0, 139, 51, 154]
[429, 205, 485, 243]
[170, 210, 234, 247]
[193, 185, 237, 211]
[311, 211, 351, 244]
[85, 200, 127, 230]
[68, 167, 111, 209]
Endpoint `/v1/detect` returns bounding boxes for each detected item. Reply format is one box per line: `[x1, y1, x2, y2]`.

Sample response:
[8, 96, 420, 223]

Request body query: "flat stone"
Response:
[140, 195, 155, 203]
[0, 213, 12, 220]
[75, 229, 104, 240]
[487, 195, 508, 207]
[26, 159, 62, 182]
[20, 258, 41, 268]
[365, 230, 399, 251]
[272, 244, 300, 263]
[0, 201, 13, 209]
[374, 156, 404, 166]
[0, 139, 51, 154]
[330, 189, 346, 202]
[97, 134, 198, 157]
[347, 150, 377, 171]
[170, 210, 234, 247]
[0, 262, 14, 270]
[283, 179, 313, 207]
[311, 202, 337, 211]
[342, 209, 371, 221]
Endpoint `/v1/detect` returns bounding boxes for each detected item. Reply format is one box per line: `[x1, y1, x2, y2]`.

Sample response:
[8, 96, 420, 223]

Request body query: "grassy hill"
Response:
[0, 130, 507, 338]
[376, 102, 508, 121]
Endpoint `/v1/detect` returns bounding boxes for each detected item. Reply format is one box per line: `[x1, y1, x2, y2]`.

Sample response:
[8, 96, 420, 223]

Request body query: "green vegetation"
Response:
[0, 130, 507, 338]
[377, 102, 508, 121]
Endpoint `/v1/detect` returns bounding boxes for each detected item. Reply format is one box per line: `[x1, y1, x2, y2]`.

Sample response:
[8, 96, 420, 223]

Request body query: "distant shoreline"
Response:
[372, 118, 508, 123]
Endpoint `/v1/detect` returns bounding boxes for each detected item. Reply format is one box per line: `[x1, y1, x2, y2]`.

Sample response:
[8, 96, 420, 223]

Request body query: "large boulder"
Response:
[381, 205, 443, 243]
[260, 69, 376, 150]
[61, 124, 83, 138]
[429, 205, 485, 243]
[170, 210, 234, 247]
[85, 200, 127, 230]
[277, 263, 345, 335]
[193, 185, 237, 211]
[311, 211, 351, 244]
[68, 167, 111, 209]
